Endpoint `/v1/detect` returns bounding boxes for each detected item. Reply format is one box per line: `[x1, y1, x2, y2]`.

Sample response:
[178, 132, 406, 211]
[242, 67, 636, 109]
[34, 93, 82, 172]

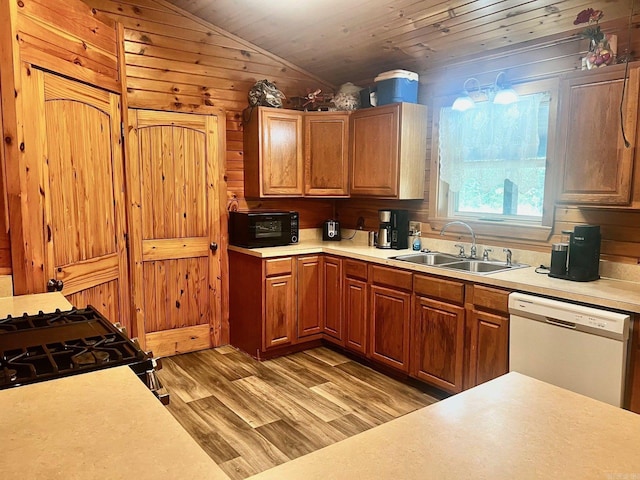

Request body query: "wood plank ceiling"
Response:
[164, 0, 637, 85]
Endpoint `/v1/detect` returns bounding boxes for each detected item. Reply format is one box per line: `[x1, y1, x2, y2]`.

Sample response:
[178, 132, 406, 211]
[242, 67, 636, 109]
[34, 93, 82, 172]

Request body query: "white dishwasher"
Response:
[508, 292, 630, 407]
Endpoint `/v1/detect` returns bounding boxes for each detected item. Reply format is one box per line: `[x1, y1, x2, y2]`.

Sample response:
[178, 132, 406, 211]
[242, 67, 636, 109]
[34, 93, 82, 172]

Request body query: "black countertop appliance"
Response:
[549, 225, 601, 282]
[390, 209, 409, 250]
[322, 219, 341, 241]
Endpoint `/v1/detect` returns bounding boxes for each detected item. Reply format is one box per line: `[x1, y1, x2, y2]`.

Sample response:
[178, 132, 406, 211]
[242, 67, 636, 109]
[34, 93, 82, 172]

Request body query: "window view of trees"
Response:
[438, 92, 550, 221]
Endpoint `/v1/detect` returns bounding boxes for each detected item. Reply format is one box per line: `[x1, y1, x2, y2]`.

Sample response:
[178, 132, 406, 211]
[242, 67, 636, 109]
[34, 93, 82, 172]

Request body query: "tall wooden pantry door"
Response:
[28, 70, 130, 327]
[128, 110, 223, 356]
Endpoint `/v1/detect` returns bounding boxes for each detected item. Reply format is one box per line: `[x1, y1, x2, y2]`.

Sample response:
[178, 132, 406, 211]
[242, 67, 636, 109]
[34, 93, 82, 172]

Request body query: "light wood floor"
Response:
[157, 346, 440, 480]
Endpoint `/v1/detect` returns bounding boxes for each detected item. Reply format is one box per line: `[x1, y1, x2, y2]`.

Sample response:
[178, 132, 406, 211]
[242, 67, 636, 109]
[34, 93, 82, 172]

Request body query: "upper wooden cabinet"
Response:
[244, 107, 304, 197]
[556, 66, 639, 205]
[304, 112, 350, 197]
[243, 107, 349, 198]
[350, 102, 428, 199]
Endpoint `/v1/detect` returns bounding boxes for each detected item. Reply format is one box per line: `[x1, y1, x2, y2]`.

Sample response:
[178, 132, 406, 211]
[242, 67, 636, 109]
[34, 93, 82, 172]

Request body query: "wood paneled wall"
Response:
[86, 0, 336, 228]
[0, 76, 9, 273]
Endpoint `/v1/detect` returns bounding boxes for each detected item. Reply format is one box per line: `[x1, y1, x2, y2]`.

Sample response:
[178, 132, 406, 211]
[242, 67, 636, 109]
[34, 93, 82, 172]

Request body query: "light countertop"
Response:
[0, 291, 72, 317]
[0, 366, 230, 480]
[247, 372, 640, 480]
[229, 240, 640, 313]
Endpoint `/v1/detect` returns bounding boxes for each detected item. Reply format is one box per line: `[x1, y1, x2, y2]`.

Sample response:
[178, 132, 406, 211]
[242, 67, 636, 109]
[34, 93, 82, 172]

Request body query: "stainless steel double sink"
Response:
[390, 251, 529, 275]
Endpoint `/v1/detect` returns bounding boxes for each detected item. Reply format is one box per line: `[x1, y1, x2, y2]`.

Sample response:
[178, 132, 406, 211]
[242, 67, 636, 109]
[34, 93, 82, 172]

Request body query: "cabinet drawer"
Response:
[265, 257, 293, 277]
[370, 265, 412, 291]
[471, 285, 510, 314]
[344, 259, 368, 280]
[413, 274, 464, 304]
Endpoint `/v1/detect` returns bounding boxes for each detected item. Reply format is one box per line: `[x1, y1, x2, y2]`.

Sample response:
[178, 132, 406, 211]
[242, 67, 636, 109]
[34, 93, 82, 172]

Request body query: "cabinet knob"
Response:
[47, 279, 64, 292]
[209, 242, 218, 253]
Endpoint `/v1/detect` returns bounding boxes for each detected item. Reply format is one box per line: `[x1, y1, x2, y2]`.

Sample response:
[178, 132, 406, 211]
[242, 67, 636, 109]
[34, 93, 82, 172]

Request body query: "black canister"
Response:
[549, 243, 568, 277]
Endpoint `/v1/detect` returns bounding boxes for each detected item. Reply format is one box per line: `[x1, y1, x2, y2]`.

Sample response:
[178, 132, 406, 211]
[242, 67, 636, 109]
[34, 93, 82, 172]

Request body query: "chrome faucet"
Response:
[440, 221, 477, 259]
[503, 248, 512, 266]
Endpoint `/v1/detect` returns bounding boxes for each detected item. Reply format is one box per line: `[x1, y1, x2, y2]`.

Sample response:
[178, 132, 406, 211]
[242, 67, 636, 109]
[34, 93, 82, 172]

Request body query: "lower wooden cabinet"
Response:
[628, 316, 640, 413]
[343, 260, 368, 354]
[297, 255, 324, 339]
[370, 285, 411, 371]
[467, 309, 509, 387]
[230, 250, 512, 390]
[369, 266, 412, 372]
[323, 256, 343, 343]
[230, 252, 297, 357]
[412, 296, 465, 393]
[466, 285, 511, 388]
[264, 272, 296, 348]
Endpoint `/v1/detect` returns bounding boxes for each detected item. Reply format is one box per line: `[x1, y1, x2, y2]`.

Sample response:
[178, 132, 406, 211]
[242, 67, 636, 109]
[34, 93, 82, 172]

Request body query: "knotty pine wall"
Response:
[0, 78, 9, 274]
[87, 0, 336, 228]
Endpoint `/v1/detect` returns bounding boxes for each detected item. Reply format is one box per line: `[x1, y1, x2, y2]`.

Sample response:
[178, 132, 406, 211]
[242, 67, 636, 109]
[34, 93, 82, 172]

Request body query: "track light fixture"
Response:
[451, 72, 519, 111]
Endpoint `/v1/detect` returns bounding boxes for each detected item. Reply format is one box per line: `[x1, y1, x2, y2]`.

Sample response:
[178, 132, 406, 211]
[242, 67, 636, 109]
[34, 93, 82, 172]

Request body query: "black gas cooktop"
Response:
[0, 306, 150, 390]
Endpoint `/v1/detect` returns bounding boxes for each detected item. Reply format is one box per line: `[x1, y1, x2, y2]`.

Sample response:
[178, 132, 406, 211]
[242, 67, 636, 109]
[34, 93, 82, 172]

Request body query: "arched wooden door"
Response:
[29, 69, 130, 326]
[128, 110, 224, 356]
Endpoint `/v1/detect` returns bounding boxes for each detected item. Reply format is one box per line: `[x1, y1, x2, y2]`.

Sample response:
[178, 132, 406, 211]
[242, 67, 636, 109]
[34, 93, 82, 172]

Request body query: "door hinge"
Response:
[120, 122, 125, 140]
[124, 232, 129, 251]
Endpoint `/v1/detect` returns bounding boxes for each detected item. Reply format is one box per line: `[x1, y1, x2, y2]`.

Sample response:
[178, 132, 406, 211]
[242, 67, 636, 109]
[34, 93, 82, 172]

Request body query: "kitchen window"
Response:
[430, 78, 559, 240]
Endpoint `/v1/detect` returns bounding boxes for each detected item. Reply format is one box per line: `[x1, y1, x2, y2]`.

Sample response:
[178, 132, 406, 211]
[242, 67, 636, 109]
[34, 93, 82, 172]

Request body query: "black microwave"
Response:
[229, 211, 299, 248]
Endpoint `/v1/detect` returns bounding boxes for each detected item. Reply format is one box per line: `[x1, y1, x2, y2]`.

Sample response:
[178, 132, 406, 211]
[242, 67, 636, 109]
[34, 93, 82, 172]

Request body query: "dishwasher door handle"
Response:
[545, 317, 577, 329]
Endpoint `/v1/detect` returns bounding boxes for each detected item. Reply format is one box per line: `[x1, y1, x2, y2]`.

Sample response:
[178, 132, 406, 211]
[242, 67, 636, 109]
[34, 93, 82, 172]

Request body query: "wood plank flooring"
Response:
[157, 346, 440, 480]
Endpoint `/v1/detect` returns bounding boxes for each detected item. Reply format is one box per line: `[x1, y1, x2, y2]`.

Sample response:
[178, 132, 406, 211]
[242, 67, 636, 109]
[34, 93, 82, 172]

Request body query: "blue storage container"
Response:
[374, 70, 419, 105]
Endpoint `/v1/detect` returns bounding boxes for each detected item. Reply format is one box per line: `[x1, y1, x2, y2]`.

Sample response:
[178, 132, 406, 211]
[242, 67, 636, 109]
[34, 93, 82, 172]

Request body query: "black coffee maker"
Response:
[549, 225, 601, 282]
[376, 209, 409, 249]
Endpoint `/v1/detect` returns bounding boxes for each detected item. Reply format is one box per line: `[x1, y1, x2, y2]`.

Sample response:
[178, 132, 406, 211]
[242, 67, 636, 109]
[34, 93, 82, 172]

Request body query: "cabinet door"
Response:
[243, 107, 303, 197]
[344, 277, 368, 354]
[557, 67, 639, 204]
[297, 255, 323, 338]
[350, 105, 399, 197]
[412, 296, 465, 393]
[264, 274, 296, 349]
[323, 256, 343, 342]
[304, 113, 349, 196]
[468, 309, 509, 387]
[369, 285, 411, 372]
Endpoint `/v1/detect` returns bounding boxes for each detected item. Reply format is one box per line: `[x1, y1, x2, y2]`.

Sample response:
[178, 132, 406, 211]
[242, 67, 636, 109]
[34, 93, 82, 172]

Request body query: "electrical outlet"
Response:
[409, 221, 421, 234]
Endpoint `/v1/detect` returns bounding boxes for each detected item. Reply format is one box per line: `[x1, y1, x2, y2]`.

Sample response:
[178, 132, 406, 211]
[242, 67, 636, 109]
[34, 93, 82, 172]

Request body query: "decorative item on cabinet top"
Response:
[248, 79, 286, 108]
[574, 8, 617, 70]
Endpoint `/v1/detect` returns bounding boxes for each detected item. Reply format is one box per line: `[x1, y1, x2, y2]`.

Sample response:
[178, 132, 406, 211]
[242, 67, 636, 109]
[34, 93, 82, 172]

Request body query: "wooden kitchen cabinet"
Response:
[411, 275, 465, 393]
[244, 107, 349, 198]
[556, 65, 639, 205]
[304, 112, 350, 197]
[244, 107, 304, 197]
[350, 102, 428, 199]
[297, 255, 324, 339]
[264, 258, 297, 348]
[323, 255, 344, 344]
[230, 252, 298, 357]
[369, 266, 412, 372]
[466, 285, 510, 388]
[343, 259, 368, 354]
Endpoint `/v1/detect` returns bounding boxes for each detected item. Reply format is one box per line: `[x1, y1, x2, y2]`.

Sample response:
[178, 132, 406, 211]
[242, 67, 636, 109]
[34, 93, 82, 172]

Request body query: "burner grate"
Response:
[0, 306, 148, 389]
